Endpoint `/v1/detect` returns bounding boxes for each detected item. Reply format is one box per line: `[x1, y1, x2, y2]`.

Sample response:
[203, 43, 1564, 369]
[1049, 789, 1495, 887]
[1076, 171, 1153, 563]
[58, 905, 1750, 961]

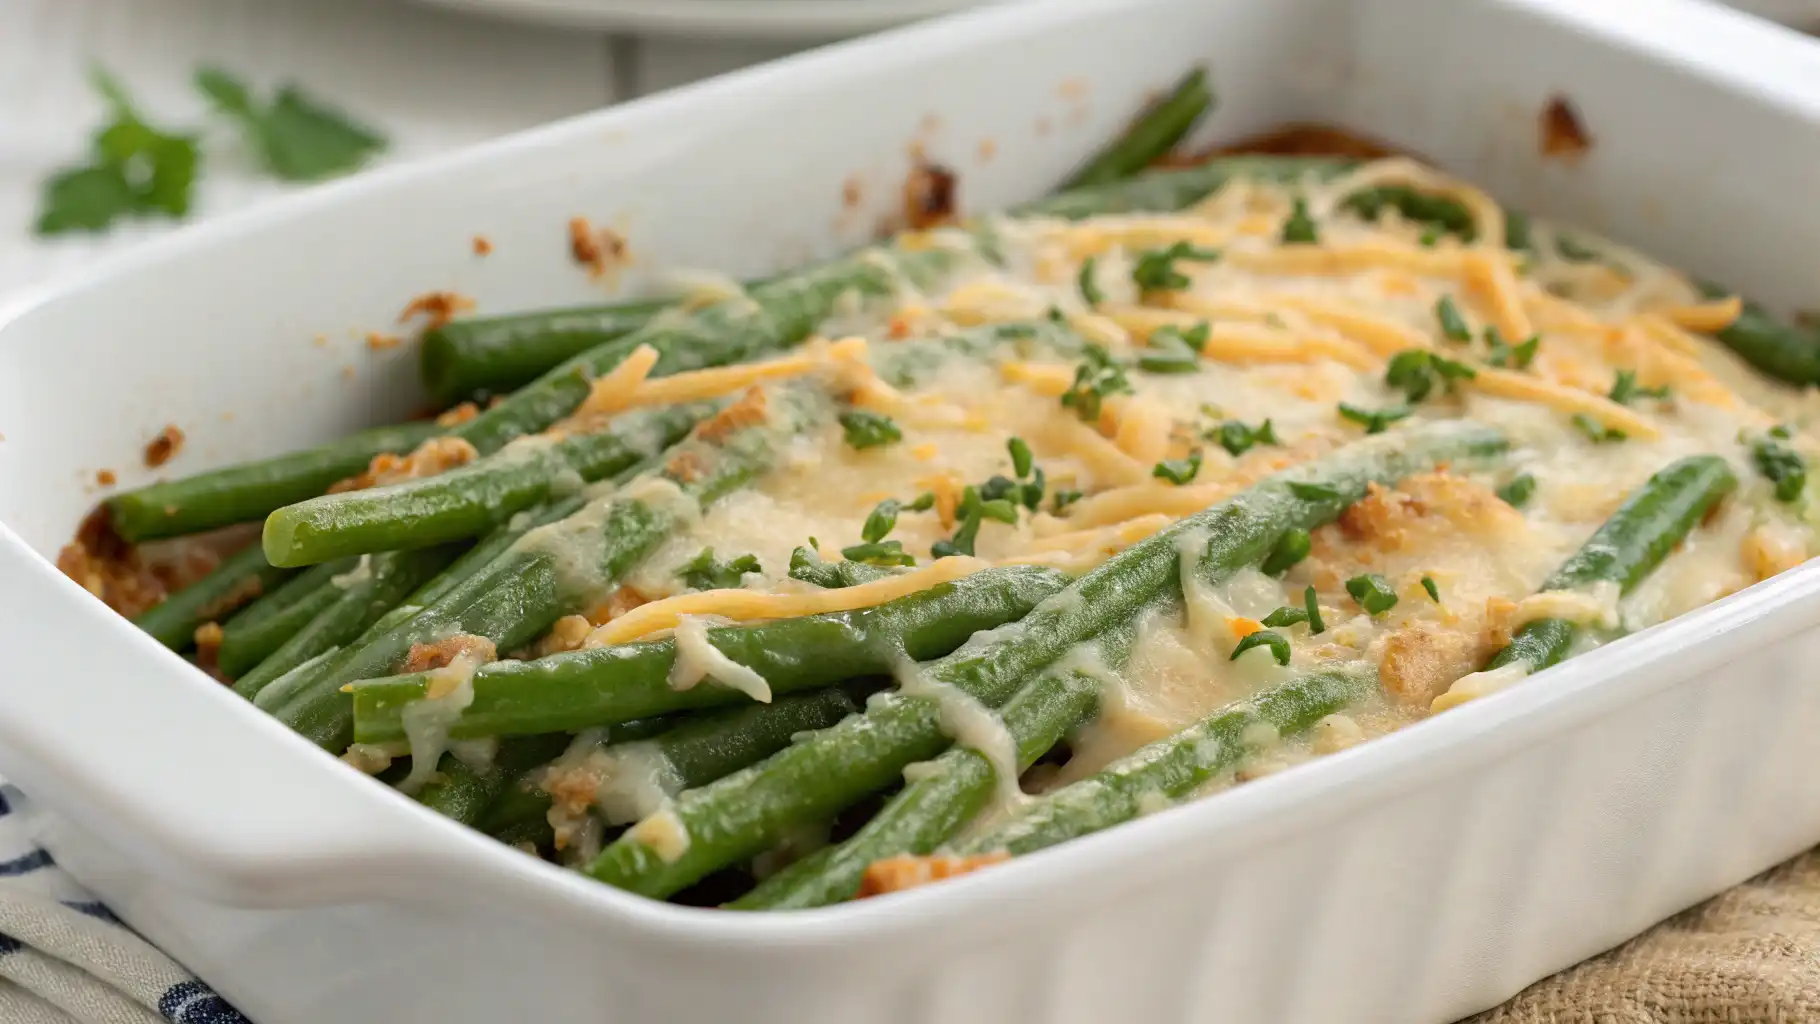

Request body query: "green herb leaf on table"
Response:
[36, 69, 200, 236]
[197, 67, 385, 182]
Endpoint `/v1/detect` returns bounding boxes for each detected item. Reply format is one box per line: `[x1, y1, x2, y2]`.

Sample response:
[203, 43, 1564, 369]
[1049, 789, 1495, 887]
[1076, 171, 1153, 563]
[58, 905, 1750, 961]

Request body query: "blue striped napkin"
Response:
[0, 786, 249, 1023]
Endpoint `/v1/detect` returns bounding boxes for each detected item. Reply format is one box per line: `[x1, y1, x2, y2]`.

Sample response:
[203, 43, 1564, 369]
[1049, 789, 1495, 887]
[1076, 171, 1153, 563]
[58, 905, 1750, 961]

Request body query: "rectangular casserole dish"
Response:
[5, 0, 1820, 1020]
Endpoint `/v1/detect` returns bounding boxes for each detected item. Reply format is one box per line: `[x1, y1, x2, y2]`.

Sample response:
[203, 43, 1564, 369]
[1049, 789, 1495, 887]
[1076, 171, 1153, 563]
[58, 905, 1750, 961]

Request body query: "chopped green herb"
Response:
[1208, 418, 1278, 457]
[1155, 321, 1211, 353]
[1345, 573, 1398, 615]
[1555, 235, 1601, 263]
[1230, 630, 1291, 667]
[933, 486, 1019, 558]
[1570, 413, 1626, 444]
[679, 547, 762, 591]
[904, 491, 936, 512]
[1008, 437, 1034, 478]
[1060, 344, 1133, 422]
[839, 410, 902, 449]
[1751, 435, 1807, 503]
[1771, 424, 1794, 440]
[1421, 575, 1440, 602]
[1281, 196, 1319, 245]
[1418, 228, 1441, 248]
[1077, 256, 1104, 308]
[37, 69, 199, 236]
[1152, 451, 1203, 486]
[1303, 585, 1325, 634]
[1138, 334, 1201, 374]
[1131, 241, 1221, 292]
[196, 67, 385, 182]
[1338, 402, 1413, 434]
[1260, 528, 1311, 576]
[1051, 488, 1084, 513]
[1485, 328, 1540, 369]
[1386, 349, 1476, 405]
[1607, 369, 1670, 405]
[861, 499, 900, 544]
[840, 540, 916, 566]
[979, 475, 1020, 504]
[1260, 606, 1309, 628]
[1435, 296, 1471, 342]
[1497, 473, 1536, 509]
[1287, 481, 1341, 502]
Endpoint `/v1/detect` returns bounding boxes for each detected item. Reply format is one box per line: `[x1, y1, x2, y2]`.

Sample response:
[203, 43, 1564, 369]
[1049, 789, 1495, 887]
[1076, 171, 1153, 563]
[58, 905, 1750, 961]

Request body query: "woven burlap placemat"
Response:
[1469, 849, 1820, 1022]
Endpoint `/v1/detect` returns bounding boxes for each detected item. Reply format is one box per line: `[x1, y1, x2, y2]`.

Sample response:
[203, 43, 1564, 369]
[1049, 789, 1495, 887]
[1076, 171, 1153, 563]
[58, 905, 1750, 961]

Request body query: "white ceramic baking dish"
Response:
[4, 1, 1820, 1020]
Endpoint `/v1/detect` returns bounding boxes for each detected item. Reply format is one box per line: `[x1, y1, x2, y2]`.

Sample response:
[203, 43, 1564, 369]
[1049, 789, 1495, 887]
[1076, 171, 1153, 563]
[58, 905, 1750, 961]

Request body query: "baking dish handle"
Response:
[0, 535, 500, 908]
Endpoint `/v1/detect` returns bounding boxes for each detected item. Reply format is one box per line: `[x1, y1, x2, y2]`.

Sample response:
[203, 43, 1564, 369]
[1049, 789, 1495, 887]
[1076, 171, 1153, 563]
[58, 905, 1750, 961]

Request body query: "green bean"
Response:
[262, 403, 705, 566]
[444, 249, 952, 457]
[131, 544, 293, 650]
[786, 547, 900, 589]
[1481, 453, 1737, 676]
[734, 624, 1135, 910]
[1059, 66, 1213, 190]
[1017, 156, 1351, 221]
[349, 564, 1069, 744]
[582, 421, 1507, 898]
[420, 297, 674, 407]
[106, 420, 444, 543]
[231, 544, 461, 701]
[416, 734, 574, 826]
[959, 666, 1374, 856]
[272, 385, 833, 751]
[476, 717, 678, 847]
[1700, 287, 1820, 386]
[215, 558, 354, 679]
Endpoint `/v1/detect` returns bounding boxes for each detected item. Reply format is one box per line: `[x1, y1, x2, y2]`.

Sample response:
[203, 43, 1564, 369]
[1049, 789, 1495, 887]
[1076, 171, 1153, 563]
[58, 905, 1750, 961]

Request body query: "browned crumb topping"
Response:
[695, 387, 769, 443]
[1378, 620, 1488, 705]
[902, 161, 958, 231]
[434, 402, 480, 428]
[95, 469, 116, 487]
[328, 436, 479, 493]
[398, 290, 476, 331]
[56, 511, 257, 619]
[472, 235, 493, 256]
[857, 852, 1010, 898]
[403, 633, 498, 674]
[664, 449, 707, 483]
[569, 216, 628, 279]
[192, 621, 226, 678]
[365, 332, 403, 351]
[584, 586, 647, 626]
[1541, 97, 1592, 160]
[534, 614, 593, 658]
[144, 424, 184, 468]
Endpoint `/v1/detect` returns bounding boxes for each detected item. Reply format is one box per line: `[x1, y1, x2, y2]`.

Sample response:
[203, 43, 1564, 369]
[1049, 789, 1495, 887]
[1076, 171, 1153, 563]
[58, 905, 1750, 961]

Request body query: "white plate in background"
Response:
[409, 0, 1005, 38]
